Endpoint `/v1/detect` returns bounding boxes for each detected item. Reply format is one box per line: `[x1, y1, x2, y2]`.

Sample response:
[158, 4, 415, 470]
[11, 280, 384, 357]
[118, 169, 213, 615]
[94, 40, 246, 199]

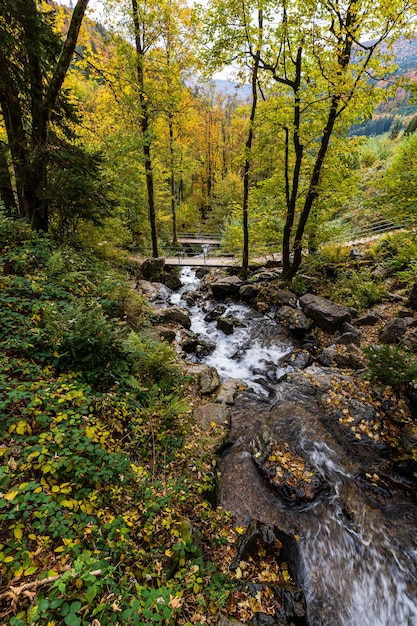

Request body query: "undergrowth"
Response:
[0, 217, 238, 625]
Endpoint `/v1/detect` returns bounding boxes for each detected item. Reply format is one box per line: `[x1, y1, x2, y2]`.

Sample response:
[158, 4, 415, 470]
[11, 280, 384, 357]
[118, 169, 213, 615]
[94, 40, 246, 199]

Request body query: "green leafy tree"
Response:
[378, 132, 417, 226]
[203, 0, 416, 280]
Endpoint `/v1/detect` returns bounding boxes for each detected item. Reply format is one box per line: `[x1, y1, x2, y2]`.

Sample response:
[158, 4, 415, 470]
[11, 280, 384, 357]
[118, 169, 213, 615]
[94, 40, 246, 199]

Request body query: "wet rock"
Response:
[210, 275, 243, 298]
[321, 395, 390, 455]
[215, 378, 246, 405]
[184, 290, 201, 306]
[204, 305, 226, 322]
[355, 312, 380, 326]
[282, 350, 312, 370]
[141, 257, 165, 281]
[182, 334, 216, 356]
[217, 316, 234, 335]
[299, 293, 351, 332]
[407, 282, 417, 310]
[229, 520, 307, 626]
[154, 326, 176, 343]
[277, 306, 311, 338]
[197, 365, 221, 395]
[161, 271, 182, 291]
[379, 318, 407, 344]
[136, 279, 172, 302]
[195, 267, 209, 279]
[250, 425, 328, 507]
[160, 306, 191, 329]
[240, 284, 260, 302]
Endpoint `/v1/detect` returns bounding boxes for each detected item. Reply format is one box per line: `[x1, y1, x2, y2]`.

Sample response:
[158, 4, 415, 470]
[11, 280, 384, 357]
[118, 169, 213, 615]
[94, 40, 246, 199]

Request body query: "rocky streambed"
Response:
[136, 259, 417, 626]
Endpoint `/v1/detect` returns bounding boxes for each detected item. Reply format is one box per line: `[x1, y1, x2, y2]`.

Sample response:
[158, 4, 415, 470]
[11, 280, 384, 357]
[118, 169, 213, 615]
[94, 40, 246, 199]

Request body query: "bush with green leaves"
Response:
[329, 267, 387, 309]
[364, 344, 417, 386]
[0, 215, 237, 625]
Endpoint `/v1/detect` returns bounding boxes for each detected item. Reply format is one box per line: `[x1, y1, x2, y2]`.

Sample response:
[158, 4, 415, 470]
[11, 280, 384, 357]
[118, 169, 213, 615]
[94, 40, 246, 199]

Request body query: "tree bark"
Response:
[132, 0, 159, 258]
[0, 143, 17, 216]
[0, 0, 90, 231]
[168, 115, 178, 246]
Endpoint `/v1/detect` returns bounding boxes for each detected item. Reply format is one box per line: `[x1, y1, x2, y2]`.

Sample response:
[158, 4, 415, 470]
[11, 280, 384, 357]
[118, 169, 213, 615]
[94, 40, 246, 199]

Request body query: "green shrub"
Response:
[42, 301, 130, 385]
[364, 344, 417, 386]
[330, 268, 387, 309]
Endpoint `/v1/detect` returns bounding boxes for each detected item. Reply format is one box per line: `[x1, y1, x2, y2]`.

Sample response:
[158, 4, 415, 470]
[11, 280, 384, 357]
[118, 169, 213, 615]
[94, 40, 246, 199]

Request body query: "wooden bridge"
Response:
[176, 234, 222, 246]
[132, 220, 410, 268]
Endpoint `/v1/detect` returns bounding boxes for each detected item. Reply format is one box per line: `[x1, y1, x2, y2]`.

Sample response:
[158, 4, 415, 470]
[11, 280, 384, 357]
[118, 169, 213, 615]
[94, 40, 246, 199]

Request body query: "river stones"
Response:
[299, 293, 352, 332]
[217, 316, 235, 335]
[228, 520, 307, 626]
[379, 317, 407, 344]
[215, 378, 247, 405]
[197, 365, 221, 395]
[136, 279, 172, 302]
[250, 425, 327, 507]
[159, 305, 191, 329]
[141, 256, 165, 280]
[239, 283, 260, 302]
[193, 402, 231, 454]
[182, 333, 216, 357]
[210, 275, 243, 298]
[276, 306, 311, 338]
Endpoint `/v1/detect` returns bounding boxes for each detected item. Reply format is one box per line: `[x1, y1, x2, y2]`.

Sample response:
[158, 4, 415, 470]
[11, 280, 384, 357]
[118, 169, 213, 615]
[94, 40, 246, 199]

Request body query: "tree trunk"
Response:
[0, 0, 89, 232]
[168, 115, 178, 246]
[281, 47, 303, 277]
[0, 143, 17, 216]
[132, 0, 159, 258]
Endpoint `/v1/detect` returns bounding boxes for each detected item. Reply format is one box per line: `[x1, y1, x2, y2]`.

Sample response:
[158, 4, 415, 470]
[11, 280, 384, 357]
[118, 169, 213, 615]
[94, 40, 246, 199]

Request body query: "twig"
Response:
[0, 567, 102, 601]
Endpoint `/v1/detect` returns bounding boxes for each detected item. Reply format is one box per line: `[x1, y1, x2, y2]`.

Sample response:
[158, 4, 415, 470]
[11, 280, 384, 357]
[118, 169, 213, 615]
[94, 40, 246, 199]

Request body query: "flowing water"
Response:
[171, 267, 417, 625]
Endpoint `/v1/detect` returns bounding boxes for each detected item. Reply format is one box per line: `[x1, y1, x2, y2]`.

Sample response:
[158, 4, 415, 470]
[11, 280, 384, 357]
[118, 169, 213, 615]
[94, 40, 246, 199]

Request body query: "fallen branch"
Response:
[0, 566, 102, 602]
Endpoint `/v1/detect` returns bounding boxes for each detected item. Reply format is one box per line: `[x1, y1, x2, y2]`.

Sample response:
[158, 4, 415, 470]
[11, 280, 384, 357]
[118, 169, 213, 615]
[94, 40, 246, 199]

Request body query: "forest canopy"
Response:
[1, 0, 417, 277]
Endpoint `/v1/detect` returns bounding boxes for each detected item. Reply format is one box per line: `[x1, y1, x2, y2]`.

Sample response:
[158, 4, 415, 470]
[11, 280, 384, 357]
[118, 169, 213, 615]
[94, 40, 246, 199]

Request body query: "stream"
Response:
[169, 267, 417, 625]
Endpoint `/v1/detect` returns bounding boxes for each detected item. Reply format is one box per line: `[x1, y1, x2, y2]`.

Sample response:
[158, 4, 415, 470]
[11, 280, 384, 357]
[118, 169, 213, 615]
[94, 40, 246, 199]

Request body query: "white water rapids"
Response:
[170, 266, 291, 393]
[171, 267, 417, 625]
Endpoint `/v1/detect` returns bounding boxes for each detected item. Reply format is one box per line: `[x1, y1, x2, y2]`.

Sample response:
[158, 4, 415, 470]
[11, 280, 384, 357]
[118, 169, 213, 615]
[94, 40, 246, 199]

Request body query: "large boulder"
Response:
[193, 401, 231, 430]
[215, 378, 246, 405]
[160, 306, 191, 329]
[239, 283, 260, 302]
[182, 334, 216, 357]
[379, 318, 407, 344]
[277, 305, 312, 338]
[136, 279, 172, 302]
[141, 257, 165, 281]
[299, 293, 351, 332]
[210, 275, 243, 299]
[229, 520, 307, 626]
[217, 316, 234, 335]
[250, 424, 328, 507]
[161, 271, 182, 291]
[197, 365, 221, 395]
